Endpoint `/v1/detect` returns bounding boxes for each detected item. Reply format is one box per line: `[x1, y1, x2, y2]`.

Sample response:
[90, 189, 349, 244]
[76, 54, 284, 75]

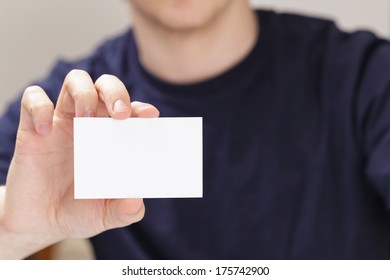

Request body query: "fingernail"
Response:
[37, 122, 52, 135]
[113, 99, 129, 113]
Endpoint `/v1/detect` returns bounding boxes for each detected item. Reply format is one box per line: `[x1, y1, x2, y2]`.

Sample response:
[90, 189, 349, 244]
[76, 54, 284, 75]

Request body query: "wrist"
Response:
[0, 186, 61, 259]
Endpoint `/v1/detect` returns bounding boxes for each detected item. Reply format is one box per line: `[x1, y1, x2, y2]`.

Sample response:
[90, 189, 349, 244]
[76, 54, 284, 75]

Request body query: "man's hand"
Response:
[0, 70, 159, 259]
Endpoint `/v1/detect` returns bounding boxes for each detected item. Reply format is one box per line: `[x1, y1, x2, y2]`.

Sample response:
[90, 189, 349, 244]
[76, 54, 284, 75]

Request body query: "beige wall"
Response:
[0, 0, 130, 113]
[1, 0, 389, 113]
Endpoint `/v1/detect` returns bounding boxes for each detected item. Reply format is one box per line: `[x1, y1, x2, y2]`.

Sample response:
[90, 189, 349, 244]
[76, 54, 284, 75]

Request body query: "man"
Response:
[1, 0, 390, 259]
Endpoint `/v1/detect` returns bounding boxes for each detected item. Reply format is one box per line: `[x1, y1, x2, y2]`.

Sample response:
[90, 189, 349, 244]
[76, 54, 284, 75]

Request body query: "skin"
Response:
[130, 0, 258, 83]
[0, 72, 159, 259]
[0, 0, 257, 259]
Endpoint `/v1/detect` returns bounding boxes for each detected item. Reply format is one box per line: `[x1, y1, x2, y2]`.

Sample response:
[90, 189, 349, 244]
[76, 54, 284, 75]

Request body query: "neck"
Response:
[131, 2, 258, 84]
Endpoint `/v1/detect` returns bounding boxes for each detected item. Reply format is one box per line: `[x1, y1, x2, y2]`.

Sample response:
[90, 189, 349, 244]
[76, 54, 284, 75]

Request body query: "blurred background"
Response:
[0, 0, 389, 259]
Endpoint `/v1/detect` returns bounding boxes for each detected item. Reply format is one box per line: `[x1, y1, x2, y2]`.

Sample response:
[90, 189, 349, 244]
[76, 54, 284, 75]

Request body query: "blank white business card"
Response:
[74, 117, 203, 199]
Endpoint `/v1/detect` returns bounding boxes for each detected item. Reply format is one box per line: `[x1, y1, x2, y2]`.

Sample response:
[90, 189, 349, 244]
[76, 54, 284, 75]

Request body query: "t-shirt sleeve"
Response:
[357, 41, 390, 208]
[0, 96, 21, 185]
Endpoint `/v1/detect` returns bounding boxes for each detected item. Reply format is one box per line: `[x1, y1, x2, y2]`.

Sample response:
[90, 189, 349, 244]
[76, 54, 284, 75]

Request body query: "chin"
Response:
[158, 13, 213, 31]
[131, 0, 234, 31]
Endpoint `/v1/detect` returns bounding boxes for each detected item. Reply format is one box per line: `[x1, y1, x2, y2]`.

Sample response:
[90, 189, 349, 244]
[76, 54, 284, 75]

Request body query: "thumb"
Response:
[102, 198, 145, 230]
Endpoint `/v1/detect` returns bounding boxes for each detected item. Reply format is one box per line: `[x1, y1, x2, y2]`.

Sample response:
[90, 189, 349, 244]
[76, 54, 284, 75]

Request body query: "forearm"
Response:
[0, 186, 55, 259]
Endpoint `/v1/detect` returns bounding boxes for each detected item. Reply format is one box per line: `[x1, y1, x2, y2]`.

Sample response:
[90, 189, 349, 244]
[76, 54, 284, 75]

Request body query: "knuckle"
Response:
[23, 85, 43, 95]
[72, 87, 95, 101]
[21, 86, 49, 112]
[95, 74, 123, 91]
[66, 69, 88, 81]
[64, 69, 96, 101]
[95, 74, 115, 85]
[22, 86, 43, 101]
[28, 101, 53, 116]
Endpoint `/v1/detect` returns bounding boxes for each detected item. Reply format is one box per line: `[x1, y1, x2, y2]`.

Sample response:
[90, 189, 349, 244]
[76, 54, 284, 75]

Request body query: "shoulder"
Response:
[260, 9, 336, 56]
[265, 10, 390, 94]
[262, 9, 386, 63]
[266, 10, 334, 34]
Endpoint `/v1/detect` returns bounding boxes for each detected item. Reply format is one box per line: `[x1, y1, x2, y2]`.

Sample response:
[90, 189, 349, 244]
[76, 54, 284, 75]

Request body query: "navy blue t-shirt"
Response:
[2, 10, 390, 259]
